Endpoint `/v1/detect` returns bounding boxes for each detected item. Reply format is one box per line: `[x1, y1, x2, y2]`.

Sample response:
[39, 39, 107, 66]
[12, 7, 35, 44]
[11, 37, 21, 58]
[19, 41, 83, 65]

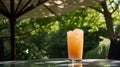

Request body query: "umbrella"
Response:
[0, 0, 105, 60]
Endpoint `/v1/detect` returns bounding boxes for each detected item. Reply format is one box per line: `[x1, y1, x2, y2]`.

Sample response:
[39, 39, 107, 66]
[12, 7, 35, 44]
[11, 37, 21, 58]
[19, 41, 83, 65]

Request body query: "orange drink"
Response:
[67, 29, 84, 60]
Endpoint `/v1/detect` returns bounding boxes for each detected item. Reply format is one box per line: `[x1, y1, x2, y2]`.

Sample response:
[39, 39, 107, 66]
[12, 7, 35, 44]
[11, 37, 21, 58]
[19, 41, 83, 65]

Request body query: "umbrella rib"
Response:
[21, 0, 32, 10]
[43, 4, 57, 16]
[16, 5, 34, 18]
[0, 0, 10, 17]
[0, 0, 9, 12]
[0, 9, 9, 18]
[15, 0, 22, 14]
[16, 0, 48, 18]
[16, 0, 32, 17]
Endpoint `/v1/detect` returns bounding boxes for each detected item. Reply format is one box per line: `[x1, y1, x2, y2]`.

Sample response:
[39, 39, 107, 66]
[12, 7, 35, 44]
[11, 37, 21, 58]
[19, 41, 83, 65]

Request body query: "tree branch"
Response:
[111, 2, 119, 14]
[89, 6, 104, 14]
[16, 26, 40, 36]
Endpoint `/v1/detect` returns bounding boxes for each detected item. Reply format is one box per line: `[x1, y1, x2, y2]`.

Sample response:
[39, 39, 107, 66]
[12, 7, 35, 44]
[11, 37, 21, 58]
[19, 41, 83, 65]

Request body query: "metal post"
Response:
[0, 37, 4, 61]
[9, 18, 16, 60]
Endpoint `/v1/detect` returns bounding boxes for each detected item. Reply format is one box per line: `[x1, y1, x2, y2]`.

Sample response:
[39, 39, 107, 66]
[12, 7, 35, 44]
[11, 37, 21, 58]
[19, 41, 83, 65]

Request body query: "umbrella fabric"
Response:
[0, 0, 105, 19]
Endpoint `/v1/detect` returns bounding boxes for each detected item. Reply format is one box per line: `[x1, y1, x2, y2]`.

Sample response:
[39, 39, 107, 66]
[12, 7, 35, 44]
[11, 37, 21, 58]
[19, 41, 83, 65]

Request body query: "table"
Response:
[0, 59, 120, 67]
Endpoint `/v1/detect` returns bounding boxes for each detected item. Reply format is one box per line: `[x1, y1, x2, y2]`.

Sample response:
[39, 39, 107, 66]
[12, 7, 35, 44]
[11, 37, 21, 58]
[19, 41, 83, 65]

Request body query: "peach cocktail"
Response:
[67, 29, 84, 60]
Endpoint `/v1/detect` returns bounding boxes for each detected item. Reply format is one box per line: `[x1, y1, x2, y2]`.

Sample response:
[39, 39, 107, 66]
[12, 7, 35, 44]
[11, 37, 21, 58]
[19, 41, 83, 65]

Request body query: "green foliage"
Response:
[16, 42, 42, 60]
[115, 24, 120, 38]
[56, 9, 88, 30]
[85, 37, 110, 59]
[4, 40, 11, 60]
[46, 28, 68, 58]
[0, 19, 9, 37]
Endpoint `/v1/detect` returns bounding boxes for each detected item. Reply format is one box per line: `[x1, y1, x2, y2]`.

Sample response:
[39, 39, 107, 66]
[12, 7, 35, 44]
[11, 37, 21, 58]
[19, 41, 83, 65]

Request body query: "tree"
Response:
[90, 0, 120, 39]
[89, 0, 120, 59]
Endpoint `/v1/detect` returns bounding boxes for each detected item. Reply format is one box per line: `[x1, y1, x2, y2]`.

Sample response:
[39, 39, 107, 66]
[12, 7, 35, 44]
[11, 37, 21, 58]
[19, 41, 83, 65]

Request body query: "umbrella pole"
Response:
[9, 18, 16, 60]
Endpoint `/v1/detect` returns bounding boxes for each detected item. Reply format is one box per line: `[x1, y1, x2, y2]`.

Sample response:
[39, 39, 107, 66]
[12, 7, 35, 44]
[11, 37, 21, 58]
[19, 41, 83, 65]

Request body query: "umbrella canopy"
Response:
[0, 0, 105, 60]
[0, 0, 105, 19]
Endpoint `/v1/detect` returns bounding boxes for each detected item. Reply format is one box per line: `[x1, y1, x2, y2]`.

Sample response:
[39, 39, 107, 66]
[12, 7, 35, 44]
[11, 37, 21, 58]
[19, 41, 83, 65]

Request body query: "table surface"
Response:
[0, 59, 120, 67]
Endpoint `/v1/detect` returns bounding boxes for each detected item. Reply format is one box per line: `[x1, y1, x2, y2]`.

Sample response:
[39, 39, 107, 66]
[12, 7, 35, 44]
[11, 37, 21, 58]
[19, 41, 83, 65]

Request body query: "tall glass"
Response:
[67, 29, 84, 61]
